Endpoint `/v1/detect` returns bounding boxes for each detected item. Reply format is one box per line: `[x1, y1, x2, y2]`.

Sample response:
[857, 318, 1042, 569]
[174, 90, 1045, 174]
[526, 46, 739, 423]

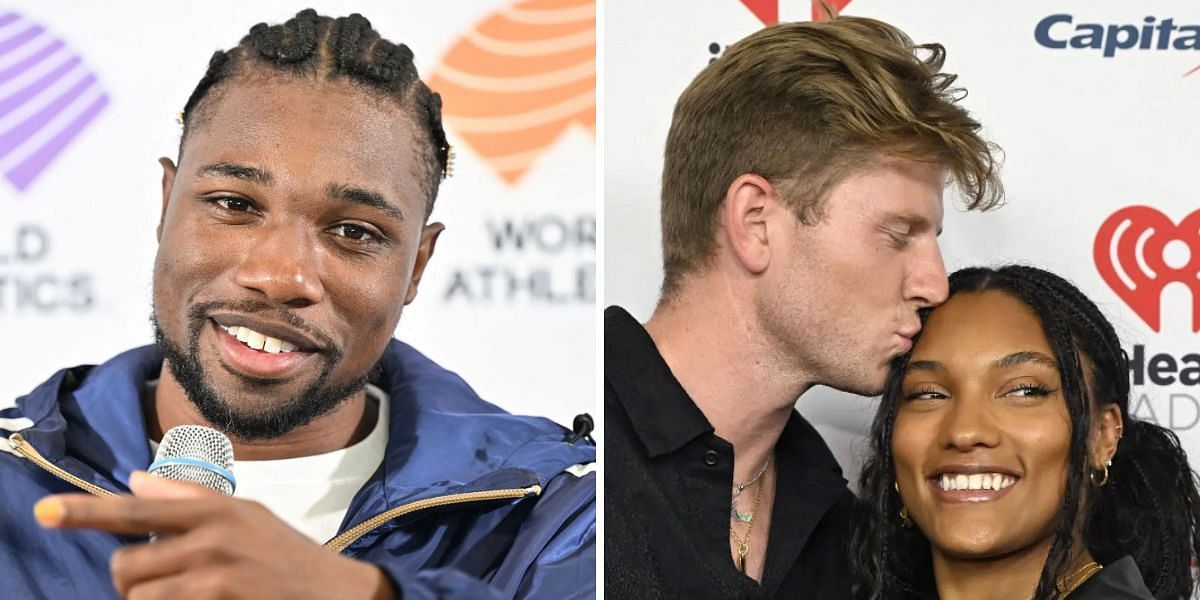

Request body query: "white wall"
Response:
[0, 0, 596, 429]
[605, 0, 1200, 486]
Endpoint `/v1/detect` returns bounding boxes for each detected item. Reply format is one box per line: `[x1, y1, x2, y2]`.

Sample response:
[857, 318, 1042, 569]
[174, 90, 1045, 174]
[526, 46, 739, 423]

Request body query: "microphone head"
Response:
[149, 425, 236, 495]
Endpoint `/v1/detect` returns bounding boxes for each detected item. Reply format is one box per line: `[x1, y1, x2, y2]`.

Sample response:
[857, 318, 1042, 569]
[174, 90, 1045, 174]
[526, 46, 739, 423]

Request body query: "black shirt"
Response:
[604, 306, 855, 599]
[1067, 556, 1154, 599]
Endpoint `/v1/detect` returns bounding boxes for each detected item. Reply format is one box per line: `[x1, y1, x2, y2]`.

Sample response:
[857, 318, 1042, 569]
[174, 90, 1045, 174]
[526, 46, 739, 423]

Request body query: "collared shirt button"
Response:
[703, 450, 719, 466]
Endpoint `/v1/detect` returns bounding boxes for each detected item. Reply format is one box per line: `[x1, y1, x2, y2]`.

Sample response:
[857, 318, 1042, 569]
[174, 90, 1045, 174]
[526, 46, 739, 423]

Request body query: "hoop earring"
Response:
[895, 481, 913, 527]
[1090, 464, 1109, 487]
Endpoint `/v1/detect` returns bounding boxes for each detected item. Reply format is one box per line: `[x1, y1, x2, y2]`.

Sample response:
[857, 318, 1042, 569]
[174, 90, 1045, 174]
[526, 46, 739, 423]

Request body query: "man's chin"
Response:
[208, 371, 316, 411]
[214, 358, 317, 391]
[824, 369, 888, 398]
[839, 383, 887, 398]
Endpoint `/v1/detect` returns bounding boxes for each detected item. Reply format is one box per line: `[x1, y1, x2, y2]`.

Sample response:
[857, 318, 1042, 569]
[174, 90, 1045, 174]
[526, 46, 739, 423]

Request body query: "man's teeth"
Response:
[938, 473, 1016, 491]
[245, 329, 266, 350]
[221, 325, 298, 353]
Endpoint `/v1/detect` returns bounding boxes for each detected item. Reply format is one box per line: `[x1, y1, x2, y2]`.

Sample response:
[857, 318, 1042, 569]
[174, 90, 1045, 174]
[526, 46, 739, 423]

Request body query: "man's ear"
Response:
[157, 157, 178, 243]
[404, 222, 445, 305]
[719, 174, 778, 275]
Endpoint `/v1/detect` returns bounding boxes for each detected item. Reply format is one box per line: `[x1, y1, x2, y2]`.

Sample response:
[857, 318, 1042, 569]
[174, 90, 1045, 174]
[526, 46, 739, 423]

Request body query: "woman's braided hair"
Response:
[851, 265, 1200, 600]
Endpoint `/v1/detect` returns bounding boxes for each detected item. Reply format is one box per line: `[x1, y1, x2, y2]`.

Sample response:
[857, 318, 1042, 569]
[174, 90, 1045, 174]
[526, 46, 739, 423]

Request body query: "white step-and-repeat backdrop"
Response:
[0, 0, 596, 428]
[606, 0, 1200, 486]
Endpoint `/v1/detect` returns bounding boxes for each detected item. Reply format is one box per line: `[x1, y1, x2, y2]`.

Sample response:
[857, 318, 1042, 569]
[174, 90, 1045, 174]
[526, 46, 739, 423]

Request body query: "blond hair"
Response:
[659, 16, 1003, 295]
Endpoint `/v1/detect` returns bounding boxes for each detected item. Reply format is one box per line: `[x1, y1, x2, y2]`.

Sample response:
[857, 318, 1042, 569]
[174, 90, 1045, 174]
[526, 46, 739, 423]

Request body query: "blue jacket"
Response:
[0, 340, 596, 599]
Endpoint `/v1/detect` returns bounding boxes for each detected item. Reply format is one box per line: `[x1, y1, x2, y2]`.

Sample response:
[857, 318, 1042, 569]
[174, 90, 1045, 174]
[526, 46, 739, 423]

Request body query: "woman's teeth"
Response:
[220, 325, 298, 354]
[938, 473, 1016, 491]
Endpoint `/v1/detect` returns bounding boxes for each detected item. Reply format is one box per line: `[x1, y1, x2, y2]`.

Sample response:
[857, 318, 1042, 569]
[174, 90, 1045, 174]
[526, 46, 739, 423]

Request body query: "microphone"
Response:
[567, 413, 594, 445]
[148, 425, 237, 495]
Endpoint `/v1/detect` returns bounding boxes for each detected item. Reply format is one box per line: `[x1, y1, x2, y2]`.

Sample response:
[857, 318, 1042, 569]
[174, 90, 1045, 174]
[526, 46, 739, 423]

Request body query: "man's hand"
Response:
[33, 471, 395, 600]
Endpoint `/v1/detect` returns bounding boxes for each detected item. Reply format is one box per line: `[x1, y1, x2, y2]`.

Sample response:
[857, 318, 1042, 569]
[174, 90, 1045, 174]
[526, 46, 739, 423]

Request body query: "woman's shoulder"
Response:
[1067, 556, 1154, 600]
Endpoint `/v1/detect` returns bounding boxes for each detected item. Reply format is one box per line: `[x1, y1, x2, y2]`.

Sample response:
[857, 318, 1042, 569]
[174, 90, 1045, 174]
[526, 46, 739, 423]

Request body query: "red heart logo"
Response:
[1093, 206, 1200, 332]
[739, 0, 779, 25]
[737, 0, 854, 26]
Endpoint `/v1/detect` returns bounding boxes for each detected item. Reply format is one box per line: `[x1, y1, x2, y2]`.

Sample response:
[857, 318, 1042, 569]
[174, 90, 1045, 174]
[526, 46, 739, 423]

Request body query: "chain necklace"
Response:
[1056, 561, 1102, 598]
[729, 474, 766, 573]
[730, 456, 771, 522]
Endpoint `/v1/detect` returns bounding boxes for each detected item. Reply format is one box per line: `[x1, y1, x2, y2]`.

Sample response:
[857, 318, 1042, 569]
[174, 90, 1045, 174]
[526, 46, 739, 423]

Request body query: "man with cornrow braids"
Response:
[0, 10, 595, 599]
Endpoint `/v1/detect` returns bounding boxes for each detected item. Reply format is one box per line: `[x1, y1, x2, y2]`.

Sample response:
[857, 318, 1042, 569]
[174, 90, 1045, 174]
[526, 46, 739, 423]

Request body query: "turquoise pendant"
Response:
[731, 502, 753, 523]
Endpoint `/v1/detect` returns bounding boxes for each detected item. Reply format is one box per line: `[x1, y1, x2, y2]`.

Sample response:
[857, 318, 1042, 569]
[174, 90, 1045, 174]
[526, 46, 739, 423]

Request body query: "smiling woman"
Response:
[852, 265, 1200, 600]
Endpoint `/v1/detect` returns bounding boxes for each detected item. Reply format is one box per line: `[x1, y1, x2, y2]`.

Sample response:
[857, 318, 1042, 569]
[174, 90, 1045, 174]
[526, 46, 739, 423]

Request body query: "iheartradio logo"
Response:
[737, 0, 854, 25]
[1094, 206, 1200, 333]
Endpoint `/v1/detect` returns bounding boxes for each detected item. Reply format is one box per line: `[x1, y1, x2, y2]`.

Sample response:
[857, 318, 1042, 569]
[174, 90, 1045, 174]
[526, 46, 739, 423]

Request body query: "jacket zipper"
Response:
[8, 433, 116, 498]
[8, 432, 542, 553]
[323, 485, 542, 553]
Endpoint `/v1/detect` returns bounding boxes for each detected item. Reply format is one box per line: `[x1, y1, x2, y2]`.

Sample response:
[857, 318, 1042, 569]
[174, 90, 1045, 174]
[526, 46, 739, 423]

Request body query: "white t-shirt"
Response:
[147, 384, 390, 544]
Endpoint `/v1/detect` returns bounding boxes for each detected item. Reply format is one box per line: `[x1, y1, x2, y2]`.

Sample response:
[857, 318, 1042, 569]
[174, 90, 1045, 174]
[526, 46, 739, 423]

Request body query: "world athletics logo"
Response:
[428, 0, 594, 186]
[0, 10, 108, 192]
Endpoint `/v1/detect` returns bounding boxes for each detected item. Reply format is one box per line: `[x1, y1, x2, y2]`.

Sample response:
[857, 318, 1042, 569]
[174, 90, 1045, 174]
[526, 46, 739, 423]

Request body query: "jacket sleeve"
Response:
[378, 468, 596, 600]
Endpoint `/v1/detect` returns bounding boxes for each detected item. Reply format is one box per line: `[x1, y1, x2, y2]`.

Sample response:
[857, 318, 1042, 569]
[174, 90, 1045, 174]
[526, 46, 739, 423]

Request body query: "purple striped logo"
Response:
[0, 11, 108, 192]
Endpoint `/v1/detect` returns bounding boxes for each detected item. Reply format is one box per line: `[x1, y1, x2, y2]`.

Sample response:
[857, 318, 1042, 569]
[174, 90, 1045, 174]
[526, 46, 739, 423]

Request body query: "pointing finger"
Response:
[34, 494, 216, 535]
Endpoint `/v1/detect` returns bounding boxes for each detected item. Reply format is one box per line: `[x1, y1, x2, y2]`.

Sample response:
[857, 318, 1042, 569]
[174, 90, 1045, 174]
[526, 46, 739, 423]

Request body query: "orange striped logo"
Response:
[429, 0, 594, 186]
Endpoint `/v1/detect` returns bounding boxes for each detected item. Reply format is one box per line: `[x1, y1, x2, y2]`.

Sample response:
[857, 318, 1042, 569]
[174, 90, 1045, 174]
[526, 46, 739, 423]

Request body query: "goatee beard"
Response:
[150, 301, 379, 442]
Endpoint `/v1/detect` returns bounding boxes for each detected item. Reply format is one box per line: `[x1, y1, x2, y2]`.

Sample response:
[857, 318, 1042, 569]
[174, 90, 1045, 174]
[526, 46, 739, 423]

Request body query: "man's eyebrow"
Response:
[993, 351, 1058, 371]
[195, 162, 273, 186]
[326, 183, 404, 223]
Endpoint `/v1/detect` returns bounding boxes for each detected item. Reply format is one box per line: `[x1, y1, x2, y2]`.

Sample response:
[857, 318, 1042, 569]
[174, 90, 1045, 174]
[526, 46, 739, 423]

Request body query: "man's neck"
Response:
[147, 368, 377, 461]
[645, 279, 814, 479]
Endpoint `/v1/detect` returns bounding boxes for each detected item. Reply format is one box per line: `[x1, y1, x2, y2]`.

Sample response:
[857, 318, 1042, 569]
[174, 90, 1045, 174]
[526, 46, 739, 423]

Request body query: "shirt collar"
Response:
[604, 306, 713, 457]
[607, 305, 846, 478]
[774, 409, 845, 482]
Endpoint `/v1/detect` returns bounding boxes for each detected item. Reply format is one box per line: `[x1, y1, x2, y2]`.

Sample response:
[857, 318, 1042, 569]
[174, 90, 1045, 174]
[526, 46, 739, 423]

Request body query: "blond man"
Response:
[605, 16, 1002, 598]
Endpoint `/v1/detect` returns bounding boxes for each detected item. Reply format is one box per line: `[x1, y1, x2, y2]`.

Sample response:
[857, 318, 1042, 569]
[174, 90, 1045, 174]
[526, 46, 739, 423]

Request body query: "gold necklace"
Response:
[1056, 561, 1102, 598]
[729, 475, 766, 573]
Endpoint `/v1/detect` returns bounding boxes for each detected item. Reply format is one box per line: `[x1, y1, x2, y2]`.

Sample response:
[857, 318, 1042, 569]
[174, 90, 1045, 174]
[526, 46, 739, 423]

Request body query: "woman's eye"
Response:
[1006, 383, 1052, 398]
[904, 387, 945, 401]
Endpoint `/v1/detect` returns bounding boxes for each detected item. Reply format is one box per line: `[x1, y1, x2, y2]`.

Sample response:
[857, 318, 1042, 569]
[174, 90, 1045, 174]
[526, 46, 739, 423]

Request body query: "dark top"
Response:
[603, 306, 855, 599]
[1067, 556, 1154, 599]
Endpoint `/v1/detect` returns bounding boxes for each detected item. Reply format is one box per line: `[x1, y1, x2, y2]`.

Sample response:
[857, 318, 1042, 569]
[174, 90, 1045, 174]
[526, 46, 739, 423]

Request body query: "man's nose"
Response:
[907, 239, 949, 308]
[232, 222, 325, 308]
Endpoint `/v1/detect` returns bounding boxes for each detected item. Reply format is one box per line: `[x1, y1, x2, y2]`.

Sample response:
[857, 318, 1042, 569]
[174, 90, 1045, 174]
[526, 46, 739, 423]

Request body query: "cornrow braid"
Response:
[247, 8, 319, 64]
[852, 265, 1200, 600]
[179, 9, 450, 216]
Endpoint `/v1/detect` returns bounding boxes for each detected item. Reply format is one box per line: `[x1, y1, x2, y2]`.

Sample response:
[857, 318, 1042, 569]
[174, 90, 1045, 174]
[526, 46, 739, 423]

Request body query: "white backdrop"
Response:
[0, 0, 596, 429]
[605, 0, 1200, 487]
